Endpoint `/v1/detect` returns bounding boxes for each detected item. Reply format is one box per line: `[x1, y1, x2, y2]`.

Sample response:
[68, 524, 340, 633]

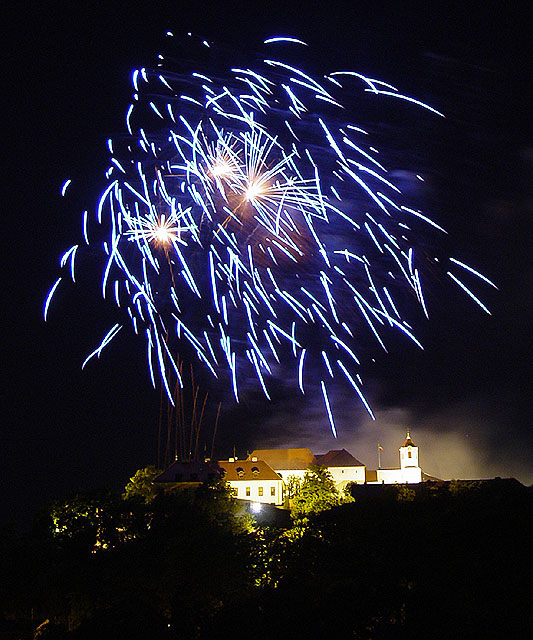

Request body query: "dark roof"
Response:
[248, 448, 315, 470]
[155, 460, 222, 484]
[314, 449, 365, 468]
[219, 459, 282, 481]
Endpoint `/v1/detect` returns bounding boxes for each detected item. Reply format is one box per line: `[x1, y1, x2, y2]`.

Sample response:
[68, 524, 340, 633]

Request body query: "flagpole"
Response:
[378, 443, 381, 469]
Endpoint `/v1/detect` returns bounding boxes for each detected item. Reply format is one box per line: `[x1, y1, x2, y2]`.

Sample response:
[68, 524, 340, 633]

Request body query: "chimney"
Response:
[229, 457, 235, 463]
[251, 456, 258, 462]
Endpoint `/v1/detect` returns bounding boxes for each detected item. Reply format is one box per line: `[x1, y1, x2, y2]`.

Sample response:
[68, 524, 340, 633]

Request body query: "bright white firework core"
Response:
[245, 180, 264, 201]
[154, 225, 174, 244]
[212, 161, 233, 178]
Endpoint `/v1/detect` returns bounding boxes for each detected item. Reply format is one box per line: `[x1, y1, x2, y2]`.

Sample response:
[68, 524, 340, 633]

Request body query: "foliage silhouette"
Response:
[1, 477, 531, 639]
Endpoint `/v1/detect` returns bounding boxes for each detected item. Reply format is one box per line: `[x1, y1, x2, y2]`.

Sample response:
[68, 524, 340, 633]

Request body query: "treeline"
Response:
[1, 475, 532, 639]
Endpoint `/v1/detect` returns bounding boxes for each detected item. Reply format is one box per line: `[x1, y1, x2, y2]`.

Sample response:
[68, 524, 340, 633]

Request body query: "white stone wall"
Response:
[375, 469, 402, 484]
[402, 466, 422, 483]
[400, 445, 419, 469]
[371, 467, 422, 484]
[328, 466, 366, 487]
[227, 479, 284, 505]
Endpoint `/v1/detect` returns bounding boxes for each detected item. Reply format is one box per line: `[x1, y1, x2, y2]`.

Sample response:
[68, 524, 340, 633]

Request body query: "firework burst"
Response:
[47, 33, 497, 435]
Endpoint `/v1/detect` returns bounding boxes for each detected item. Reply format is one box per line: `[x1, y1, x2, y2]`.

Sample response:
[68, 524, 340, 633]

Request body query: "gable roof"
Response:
[248, 448, 315, 470]
[314, 449, 365, 468]
[219, 459, 282, 482]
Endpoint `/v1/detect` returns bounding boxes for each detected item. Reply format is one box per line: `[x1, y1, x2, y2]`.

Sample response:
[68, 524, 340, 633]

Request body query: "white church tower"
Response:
[399, 431, 422, 483]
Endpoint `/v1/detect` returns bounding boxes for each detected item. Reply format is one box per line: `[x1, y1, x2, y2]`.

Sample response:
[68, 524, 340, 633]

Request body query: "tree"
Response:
[49, 490, 124, 552]
[283, 474, 302, 508]
[122, 465, 162, 503]
[395, 484, 416, 502]
[291, 465, 352, 525]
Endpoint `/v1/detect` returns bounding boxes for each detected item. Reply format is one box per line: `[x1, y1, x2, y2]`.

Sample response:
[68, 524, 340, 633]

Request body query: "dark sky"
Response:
[4, 1, 532, 525]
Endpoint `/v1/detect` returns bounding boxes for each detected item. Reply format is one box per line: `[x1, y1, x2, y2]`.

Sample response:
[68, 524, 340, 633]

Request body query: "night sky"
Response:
[4, 1, 532, 526]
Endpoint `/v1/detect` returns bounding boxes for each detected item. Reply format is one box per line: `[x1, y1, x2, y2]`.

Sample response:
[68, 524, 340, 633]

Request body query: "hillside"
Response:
[1, 478, 531, 639]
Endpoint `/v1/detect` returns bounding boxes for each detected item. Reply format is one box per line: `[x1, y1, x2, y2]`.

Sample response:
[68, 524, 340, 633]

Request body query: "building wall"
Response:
[375, 469, 401, 484]
[227, 479, 284, 505]
[401, 466, 422, 483]
[400, 445, 419, 469]
[328, 466, 366, 487]
[372, 467, 422, 484]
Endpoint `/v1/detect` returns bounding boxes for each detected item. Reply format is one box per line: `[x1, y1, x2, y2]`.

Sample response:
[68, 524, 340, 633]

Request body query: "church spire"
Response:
[402, 431, 415, 448]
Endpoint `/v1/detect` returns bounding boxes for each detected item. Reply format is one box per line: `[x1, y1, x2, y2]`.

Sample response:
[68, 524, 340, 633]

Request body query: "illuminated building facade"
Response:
[217, 457, 284, 505]
[365, 432, 422, 484]
[155, 433, 423, 506]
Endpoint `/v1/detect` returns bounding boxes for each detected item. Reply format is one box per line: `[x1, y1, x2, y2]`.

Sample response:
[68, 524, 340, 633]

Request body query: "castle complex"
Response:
[156, 432, 423, 506]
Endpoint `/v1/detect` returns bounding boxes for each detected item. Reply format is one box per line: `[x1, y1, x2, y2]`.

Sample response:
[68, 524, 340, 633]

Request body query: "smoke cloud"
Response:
[251, 391, 532, 486]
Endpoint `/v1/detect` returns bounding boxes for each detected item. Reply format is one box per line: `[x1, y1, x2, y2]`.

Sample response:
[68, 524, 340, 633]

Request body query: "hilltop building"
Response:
[217, 458, 284, 505]
[365, 432, 422, 484]
[155, 432, 424, 506]
[314, 449, 366, 489]
[246, 448, 315, 484]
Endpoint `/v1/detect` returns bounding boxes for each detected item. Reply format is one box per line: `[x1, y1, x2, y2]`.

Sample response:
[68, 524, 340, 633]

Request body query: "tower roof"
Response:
[401, 431, 416, 448]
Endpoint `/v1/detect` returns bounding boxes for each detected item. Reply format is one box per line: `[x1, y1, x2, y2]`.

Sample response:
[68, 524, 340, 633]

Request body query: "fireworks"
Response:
[46, 33, 497, 435]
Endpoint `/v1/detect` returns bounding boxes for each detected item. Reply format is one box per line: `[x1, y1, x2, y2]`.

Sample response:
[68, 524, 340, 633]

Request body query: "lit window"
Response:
[237, 467, 244, 477]
[271, 486, 275, 496]
[246, 487, 250, 496]
[258, 487, 263, 496]
[251, 466, 259, 476]
[408, 451, 412, 458]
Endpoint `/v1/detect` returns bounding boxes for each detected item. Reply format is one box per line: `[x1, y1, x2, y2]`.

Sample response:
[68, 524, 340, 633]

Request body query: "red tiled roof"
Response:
[248, 448, 315, 470]
[219, 459, 282, 481]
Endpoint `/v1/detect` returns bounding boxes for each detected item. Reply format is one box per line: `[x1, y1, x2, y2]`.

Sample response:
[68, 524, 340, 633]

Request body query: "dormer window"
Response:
[251, 466, 260, 476]
[236, 467, 244, 478]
